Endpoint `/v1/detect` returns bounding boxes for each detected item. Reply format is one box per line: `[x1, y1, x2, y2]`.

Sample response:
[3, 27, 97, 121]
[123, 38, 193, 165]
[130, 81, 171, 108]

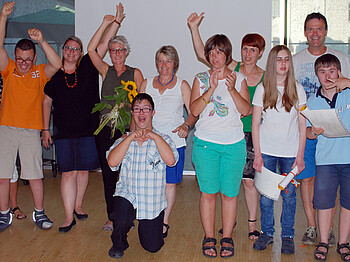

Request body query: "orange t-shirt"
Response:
[0, 59, 49, 129]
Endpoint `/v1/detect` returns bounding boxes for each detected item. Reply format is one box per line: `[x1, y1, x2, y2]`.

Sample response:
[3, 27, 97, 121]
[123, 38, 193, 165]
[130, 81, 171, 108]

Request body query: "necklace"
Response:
[158, 74, 174, 86]
[64, 69, 77, 88]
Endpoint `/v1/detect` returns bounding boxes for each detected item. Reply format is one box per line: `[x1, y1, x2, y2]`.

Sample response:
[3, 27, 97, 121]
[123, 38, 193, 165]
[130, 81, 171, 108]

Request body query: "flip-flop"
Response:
[10, 207, 27, 219]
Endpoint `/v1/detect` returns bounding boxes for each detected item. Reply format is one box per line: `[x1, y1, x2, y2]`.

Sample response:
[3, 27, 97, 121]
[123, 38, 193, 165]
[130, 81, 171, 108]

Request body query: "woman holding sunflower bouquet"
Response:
[87, 5, 144, 231]
[139, 45, 197, 238]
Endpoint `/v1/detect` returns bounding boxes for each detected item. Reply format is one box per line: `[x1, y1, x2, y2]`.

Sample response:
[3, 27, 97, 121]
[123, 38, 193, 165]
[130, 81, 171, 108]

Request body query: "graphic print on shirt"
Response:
[196, 71, 228, 117]
[298, 63, 320, 99]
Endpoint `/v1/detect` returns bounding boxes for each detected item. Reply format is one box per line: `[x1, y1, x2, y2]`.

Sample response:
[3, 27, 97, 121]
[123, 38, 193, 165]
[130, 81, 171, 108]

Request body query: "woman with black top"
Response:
[42, 34, 113, 233]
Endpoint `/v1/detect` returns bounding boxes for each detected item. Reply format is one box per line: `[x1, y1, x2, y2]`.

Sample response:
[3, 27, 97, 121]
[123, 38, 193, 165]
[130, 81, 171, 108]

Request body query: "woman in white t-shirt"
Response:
[251, 45, 306, 254]
[190, 34, 250, 258]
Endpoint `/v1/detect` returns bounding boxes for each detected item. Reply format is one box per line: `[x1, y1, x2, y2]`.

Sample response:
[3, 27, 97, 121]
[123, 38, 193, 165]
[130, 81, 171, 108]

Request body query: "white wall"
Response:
[76, 0, 272, 171]
[76, 0, 272, 83]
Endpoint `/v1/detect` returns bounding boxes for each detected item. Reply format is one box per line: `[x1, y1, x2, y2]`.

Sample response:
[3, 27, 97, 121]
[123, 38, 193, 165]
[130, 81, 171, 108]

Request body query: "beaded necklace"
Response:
[64, 69, 77, 88]
[157, 74, 174, 86]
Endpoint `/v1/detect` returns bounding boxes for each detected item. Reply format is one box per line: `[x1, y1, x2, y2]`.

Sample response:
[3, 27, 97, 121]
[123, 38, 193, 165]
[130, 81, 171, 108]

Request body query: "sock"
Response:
[1, 208, 10, 214]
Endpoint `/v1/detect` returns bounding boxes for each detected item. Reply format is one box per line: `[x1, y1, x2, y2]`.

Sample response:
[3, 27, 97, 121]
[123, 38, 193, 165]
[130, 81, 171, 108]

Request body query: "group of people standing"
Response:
[0, 1, 350, 261]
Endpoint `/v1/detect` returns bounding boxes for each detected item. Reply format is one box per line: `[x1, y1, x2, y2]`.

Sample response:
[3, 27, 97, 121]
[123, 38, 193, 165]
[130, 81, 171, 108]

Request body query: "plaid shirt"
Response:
[107, 129, 179, 220]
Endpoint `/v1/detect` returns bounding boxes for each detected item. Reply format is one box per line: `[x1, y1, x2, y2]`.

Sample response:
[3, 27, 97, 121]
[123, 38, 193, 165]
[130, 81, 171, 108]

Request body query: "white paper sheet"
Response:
[301, 108, 350, 138]
[254, 167, 285, 201]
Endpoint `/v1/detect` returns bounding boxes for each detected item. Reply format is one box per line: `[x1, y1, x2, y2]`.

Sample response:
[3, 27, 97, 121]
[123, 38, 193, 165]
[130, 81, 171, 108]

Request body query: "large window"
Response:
[272, 0, 350, 57]
[2, 0, 74, 64]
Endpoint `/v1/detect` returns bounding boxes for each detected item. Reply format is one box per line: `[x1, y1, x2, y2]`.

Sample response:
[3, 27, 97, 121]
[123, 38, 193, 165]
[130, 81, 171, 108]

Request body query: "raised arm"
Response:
[0, 2, 14, 71]
[41, 94, 53, 149]
[96, 2, 125, 58]
[187, 12, 210, 67]
[187, 12, 237, 70]
[28, 28, 61, 79]
[87, 15, 116, 79]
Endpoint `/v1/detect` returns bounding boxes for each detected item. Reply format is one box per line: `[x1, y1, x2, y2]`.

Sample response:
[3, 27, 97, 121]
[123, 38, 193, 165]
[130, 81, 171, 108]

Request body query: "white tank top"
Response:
[145, 77, 186, 148]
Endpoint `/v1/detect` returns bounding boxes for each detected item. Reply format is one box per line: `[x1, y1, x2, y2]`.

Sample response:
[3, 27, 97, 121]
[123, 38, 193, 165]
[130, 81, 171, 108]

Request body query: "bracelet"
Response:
[42, 129, 50, 131]
[202, 97, 210, 104]
[115, 20, 121, 26]
[38, 39, 45, 45]
[184, 122, 191, 130]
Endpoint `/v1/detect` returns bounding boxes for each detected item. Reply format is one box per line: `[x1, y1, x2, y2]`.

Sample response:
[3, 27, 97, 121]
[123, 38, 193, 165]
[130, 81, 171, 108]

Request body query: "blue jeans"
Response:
[260, 154, 296, 238]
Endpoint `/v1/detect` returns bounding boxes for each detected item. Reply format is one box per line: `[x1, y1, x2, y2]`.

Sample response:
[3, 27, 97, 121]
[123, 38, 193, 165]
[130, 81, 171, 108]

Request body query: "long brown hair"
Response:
[262, 45, 298, 112]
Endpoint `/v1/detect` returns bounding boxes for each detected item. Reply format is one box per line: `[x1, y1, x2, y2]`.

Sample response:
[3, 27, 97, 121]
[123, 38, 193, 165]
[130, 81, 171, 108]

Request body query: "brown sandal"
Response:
[10, 207, 27, 219]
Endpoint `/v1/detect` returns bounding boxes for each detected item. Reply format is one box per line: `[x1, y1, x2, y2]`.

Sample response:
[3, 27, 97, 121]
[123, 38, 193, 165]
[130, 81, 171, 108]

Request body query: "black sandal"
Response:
[248, 219, 260, 240]
[314, 242, 329, 261]
[202, 237, 217, 258]
[220, 237, 234, 258]
[10, 207, 27, 219]
[163, 223, 170, 238]
[337, 242, 350, 261]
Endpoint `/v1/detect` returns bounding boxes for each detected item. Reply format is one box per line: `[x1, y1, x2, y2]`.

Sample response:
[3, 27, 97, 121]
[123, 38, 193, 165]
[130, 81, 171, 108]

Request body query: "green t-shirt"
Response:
[234, 62, 264, 132]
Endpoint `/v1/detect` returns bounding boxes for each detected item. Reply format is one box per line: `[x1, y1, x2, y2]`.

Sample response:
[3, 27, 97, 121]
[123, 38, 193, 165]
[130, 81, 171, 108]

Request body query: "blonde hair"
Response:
[262, 45, 298, 113]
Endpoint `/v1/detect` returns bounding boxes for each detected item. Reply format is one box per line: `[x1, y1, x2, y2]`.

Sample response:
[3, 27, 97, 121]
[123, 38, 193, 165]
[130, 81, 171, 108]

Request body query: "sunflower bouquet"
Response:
[92, 80, 138, 137]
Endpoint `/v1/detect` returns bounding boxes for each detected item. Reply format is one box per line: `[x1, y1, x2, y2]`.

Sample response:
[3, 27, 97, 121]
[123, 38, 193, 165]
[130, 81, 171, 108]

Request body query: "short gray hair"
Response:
[108, 35, 130, 56]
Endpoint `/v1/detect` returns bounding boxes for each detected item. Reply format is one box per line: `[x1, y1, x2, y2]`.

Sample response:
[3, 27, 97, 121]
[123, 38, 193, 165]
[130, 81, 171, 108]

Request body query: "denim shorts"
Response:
[54, 136, 100, 172]
[192, 136, 246, 197]
[166, 147, 185, 184]
[313, 164, 350, 210]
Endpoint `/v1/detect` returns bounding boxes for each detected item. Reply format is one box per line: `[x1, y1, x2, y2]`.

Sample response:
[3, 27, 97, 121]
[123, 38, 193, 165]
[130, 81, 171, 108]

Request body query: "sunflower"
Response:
[92, 80, 138, 136]
[122, 80, 138, 103]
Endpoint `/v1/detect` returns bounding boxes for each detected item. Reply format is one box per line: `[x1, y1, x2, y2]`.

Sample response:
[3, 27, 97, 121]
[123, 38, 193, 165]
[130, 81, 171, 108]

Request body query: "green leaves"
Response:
[92, 83, 133, 137]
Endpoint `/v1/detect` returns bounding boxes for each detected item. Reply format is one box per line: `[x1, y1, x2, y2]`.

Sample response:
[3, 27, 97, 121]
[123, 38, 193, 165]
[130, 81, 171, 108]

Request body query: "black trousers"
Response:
[110, 196, 164, 253]
[95, 126, 121, 219]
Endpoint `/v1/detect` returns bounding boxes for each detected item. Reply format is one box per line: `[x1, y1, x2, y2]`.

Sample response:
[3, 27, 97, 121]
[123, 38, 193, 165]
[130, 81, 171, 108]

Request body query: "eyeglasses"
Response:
[110, 48, 126, 54]
[15, 57, 34, 64]
[131, 107, 152, 114]
[64, 46, 81, 53]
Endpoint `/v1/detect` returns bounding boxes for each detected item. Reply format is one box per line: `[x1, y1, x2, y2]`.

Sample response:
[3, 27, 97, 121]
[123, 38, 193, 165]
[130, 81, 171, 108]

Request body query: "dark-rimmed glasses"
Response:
[131, 107, 152, 114]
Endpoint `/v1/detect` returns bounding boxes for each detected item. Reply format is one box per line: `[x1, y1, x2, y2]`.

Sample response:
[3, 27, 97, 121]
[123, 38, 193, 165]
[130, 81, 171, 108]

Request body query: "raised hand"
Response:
[132, 129, 151, 142]
[226, 72, 237, 91]
[28, 28, 44, 43]
[1, 2, 14, 17]
[209, 69, 219, 90]
[103, 14, 115, 25]
[187, 12, 204, 29]
[326, 71, 350, 93]
[115, 2, 125, 23]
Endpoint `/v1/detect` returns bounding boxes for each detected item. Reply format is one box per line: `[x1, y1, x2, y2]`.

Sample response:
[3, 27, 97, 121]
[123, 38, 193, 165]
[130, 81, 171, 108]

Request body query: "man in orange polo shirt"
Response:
[0, 2, 61, 232]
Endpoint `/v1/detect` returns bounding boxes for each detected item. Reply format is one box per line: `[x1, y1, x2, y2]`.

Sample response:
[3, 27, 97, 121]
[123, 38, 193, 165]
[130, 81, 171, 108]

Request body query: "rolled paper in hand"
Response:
[278, 166, 298, 190]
